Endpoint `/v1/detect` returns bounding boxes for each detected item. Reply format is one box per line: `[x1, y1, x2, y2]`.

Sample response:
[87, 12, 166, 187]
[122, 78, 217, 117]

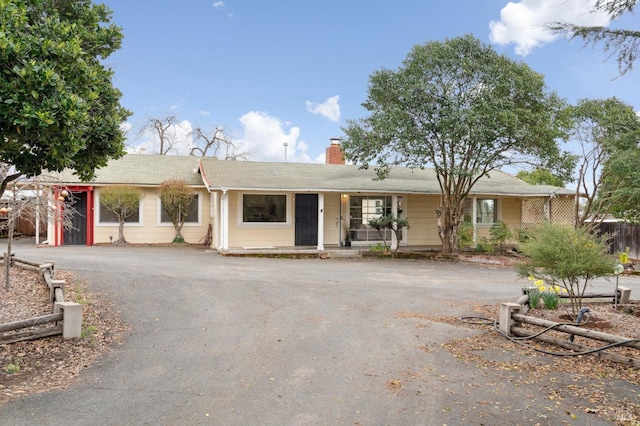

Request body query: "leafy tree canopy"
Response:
[516, 168, 568, 187]
[0, 0, 130, 194]
[341, 35, 572, 253]
[601, 129, 640, 223]
[568, 97, 640, 226]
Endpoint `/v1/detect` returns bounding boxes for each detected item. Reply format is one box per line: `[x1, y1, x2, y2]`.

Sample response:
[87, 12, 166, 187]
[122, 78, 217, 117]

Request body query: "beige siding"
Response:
[475, 197, 521, 242]
[500, 197, 521, 243]
[94, 187, 211, 244]
[406, 195, 441, 245]
[227, 192, 295, 247]
[500, 197, 521, 228]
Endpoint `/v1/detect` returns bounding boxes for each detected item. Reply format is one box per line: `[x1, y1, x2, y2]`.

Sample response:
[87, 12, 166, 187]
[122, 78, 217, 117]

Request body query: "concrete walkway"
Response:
[1, 240, 638, 425]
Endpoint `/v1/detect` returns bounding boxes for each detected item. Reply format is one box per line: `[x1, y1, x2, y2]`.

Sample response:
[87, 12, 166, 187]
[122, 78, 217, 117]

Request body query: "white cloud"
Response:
[489, 0, 611, 56]
[212, 1, 224, 9]
[305, 95, 341, 123]
[236, 111, 311, 162]
[198, 110, 211, 116]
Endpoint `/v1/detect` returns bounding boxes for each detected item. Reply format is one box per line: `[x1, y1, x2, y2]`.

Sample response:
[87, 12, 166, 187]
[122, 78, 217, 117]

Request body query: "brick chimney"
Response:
[325, 138, 345, 165]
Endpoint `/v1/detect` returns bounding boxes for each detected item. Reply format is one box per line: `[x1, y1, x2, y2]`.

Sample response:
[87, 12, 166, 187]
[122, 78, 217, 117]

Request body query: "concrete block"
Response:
[499, 303, 522, 337]
[54, 302, 83, 339]
[618, 286, 631, 304]
[49, 279, 65, 302]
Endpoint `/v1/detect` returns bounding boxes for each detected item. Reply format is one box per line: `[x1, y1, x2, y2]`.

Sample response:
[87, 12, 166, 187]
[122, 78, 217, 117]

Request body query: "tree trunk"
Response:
[117, 218, 126, 243]
[436, 204, 459, 254]
[5, 215, 14, 289]
[174, 223, 184, 243]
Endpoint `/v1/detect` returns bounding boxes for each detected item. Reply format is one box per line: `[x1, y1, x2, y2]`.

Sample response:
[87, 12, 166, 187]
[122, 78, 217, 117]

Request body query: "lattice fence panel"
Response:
[521, 196, 575, 228]
[550, 196, 575, 225]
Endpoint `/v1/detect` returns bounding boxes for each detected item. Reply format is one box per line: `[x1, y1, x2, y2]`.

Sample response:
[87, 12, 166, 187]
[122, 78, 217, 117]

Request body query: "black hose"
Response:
[458, 315, 640, 357]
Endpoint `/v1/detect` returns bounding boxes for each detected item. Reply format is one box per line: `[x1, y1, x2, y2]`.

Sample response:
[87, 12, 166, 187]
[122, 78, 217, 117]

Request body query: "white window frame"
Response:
[475, 197, 499, 226]
[95, 191, 144, 227]
[157, 193, 202, 227]
[237, 192, 291, 227]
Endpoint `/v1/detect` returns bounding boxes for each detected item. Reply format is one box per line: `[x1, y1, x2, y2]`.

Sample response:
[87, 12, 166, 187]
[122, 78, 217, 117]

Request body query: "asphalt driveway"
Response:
[1, 241, 638, 425]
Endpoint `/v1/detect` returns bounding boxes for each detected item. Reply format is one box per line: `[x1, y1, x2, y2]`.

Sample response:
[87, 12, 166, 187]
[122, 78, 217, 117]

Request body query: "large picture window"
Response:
[243, 194, 286, 223]
[463, 198, 498, 224]
[160, 194, 200, 224]
[348, 195, 392, 242]
[98, 198, 141, 224]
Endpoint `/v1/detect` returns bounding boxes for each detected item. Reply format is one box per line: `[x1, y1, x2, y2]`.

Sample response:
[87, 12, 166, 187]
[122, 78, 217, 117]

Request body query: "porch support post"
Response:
[471, 196, 477, 246]
[391, 195, 398, 251]
[212, 191, 219, 249]
[220, 190, 229, 252]
[317, 193, 324, 251]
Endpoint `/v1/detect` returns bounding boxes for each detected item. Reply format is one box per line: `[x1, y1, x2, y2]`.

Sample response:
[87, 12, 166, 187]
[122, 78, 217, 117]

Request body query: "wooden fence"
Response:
[0, 256, 82, 344]
[595, 222, 640, 261]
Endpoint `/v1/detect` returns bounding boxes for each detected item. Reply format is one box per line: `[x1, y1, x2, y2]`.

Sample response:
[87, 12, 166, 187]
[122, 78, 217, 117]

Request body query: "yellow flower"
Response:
[534, 279, 544, 287]
[528, 275, 536, 281]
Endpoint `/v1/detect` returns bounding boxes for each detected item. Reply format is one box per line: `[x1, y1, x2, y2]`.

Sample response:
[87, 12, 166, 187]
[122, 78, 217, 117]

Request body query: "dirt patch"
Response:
[0, 266, 129, 406]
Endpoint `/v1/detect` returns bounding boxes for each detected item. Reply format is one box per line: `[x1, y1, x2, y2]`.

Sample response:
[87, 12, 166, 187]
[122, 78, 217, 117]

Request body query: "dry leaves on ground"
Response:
[0, 265, 129, 406]
[426, 301, 640, 426]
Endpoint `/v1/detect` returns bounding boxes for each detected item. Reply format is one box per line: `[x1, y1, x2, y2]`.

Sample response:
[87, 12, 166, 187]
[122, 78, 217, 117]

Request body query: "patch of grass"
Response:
[82, 324, 98, 339]
[5, 362, 20, 374]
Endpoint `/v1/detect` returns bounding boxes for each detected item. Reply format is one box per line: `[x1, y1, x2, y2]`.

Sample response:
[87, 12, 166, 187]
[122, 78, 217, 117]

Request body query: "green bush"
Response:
[475, 236, 495, 254]
[517, 223, 615, 318]
[490, 220, 512, 253]
[457, 221, 474, 250]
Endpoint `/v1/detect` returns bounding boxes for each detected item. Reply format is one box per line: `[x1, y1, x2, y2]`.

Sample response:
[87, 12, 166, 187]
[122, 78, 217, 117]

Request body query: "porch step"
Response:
[326, 249, 362, 258]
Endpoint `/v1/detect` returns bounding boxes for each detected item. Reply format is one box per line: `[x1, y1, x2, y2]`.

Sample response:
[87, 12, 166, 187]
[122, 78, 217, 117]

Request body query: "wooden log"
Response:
[512, 326, 640, 368]
[512, 313, 640, 350]
[521, 287, 629, 299]
[0, 313, 63, 333]
[10, 256, 41, 268]
[54, 286, 64, 303]
[0, 326, 62, 345]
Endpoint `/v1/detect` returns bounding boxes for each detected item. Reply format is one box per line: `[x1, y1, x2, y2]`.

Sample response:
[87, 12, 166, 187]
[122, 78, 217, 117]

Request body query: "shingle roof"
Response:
[198, 158, 574, 197]
[45, 154, 204, 186]
[46, 154, 574, 197]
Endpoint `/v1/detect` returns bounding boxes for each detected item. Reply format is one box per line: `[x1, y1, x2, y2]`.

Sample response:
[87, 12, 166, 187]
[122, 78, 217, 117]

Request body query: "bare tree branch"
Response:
[190, 126, 248, 160]
[138, 116, 178, 155]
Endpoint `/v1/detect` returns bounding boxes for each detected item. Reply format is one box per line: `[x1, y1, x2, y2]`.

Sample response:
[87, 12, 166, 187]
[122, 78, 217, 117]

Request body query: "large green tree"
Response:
[568, 98, 640, 227]
[0, 0, 130, 195]
[341, 35, 572, 253]
[549, 0, 639, 75]
[599, 129, 640, 223]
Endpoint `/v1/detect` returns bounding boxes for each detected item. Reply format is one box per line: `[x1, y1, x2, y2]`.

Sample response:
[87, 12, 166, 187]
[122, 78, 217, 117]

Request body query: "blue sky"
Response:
[101, 0, 639, 164]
